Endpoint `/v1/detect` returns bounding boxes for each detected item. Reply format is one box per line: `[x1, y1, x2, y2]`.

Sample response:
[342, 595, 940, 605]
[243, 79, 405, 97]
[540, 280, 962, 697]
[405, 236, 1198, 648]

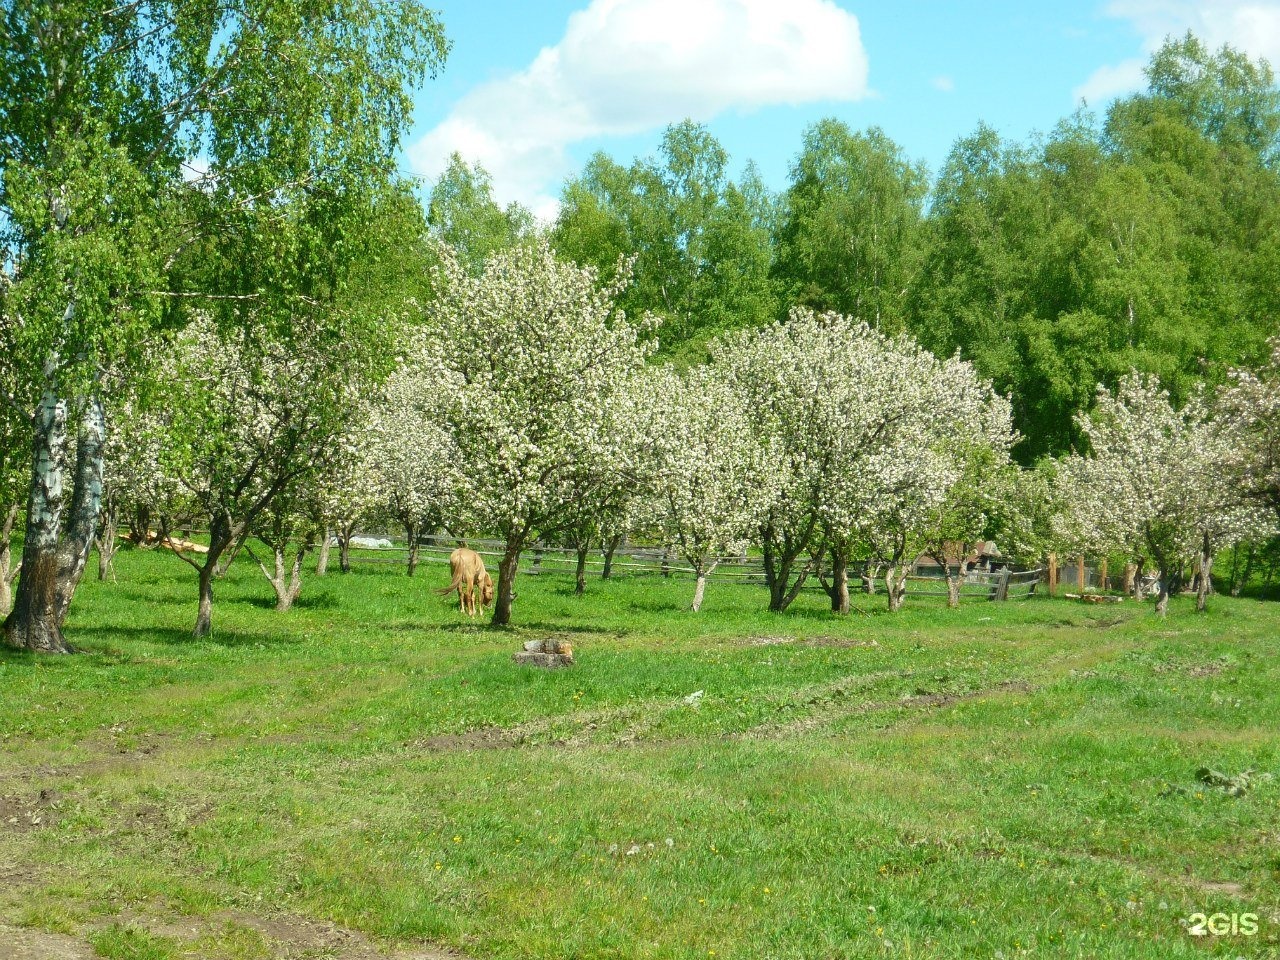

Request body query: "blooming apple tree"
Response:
[555, 387, 648, 596]
[423, 241, 656, 625]
[1055, 373, 1271, 615]
[366, 358, 467, 576]
[1221, 338, 1280, 520]
[314, 434, 382, 575]
[714, 309, 1016, 613]
[647, 364, 775, 611]
[887, 354, 1017, 609]
[154, 317, 375, 636]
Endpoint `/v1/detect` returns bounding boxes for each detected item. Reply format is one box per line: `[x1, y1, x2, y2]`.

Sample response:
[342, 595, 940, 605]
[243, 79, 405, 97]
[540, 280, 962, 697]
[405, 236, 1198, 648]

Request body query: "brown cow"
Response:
[436, 547, 494, 617]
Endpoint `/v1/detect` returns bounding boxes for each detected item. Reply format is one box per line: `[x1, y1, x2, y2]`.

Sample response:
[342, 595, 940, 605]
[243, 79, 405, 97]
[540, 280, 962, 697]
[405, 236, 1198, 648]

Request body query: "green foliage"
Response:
[913, 37, 1280, 461]
[774, 121, 928, 332]
[553, 121, 778, 361]
[0, 0, 450, 389]
[427, 153, 534, 273]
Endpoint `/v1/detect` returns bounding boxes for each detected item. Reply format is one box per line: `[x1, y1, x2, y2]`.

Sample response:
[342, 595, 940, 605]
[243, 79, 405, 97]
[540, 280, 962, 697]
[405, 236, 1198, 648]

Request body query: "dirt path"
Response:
[0, 910, 471, 960]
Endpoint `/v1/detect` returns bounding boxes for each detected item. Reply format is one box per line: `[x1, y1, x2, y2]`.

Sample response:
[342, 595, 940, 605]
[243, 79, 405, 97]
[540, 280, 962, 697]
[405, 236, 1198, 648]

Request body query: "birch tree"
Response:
[425, 241, 655, 625]
[0, 389, 25, 618]
[0, 0, 448, 652]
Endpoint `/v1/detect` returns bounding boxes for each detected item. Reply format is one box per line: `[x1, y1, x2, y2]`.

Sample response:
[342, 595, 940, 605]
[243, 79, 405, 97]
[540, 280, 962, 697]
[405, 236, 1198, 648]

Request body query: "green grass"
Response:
[2, 547, 1278, 958]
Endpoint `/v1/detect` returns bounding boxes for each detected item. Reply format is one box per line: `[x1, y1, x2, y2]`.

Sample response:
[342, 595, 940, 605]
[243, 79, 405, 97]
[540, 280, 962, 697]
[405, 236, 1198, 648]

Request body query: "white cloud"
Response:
[1073, 57, 1146, 104]
[932, 75, 955, 93]
[409, 0, 870, 220]
[1075, 1, 1280, 105]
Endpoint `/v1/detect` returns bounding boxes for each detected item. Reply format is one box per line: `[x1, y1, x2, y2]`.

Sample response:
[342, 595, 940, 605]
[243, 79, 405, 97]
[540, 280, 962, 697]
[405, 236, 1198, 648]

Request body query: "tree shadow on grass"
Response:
[505, 620, 629, 638]
[72, 623, 303, 650]
[238, 591, 339, 611]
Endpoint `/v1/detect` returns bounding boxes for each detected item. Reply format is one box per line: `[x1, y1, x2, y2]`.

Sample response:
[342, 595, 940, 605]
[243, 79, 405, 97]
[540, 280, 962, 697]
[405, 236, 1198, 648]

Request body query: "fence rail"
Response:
[345, 533, 1042, 602]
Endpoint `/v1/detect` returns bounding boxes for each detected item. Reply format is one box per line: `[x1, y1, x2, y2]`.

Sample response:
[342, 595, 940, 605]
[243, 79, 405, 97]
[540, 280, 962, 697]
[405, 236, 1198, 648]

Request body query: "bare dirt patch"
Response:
[739, 678, 1037, 741]
[0, 789, 60, 834]
[0, 924, 95, 960]
[745, 635, 879, 649]
[411, 727, 519, 752]
[2, 906, 472, 960]
[211, 908, 468, 959]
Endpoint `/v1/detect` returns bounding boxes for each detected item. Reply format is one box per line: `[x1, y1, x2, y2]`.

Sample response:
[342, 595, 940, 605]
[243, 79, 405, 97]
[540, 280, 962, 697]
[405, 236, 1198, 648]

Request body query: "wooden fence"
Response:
[349, 533, 1043, 602]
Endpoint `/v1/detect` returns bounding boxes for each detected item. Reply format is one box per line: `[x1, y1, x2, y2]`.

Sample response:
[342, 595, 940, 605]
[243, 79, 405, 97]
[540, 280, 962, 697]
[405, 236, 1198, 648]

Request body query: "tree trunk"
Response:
[133, 503, 155, 548]
[215, 528, 247, 578]
[574, 545, 588, 595]
[492, 540, 522, 626]
[660, 545, 671, 578]
[1132, 558, 1146, 600]
[96, 505, 118, 581]
[1196, 532, 1213, 613]
[191, 514, 237, 639]
[338, 521, 354, 573]
[315, 525, 332, 576]
[267, 544, 306, 612]
[863, 563, 878, 594]
[405, 522, 420, 577]
[690, 559, 718, 612]
[768, 556, 811, 612]
[196, 561, 215, 637]
[1231, 544, 1255, 597]
[829, 548, 850, 615]
[0, 504, 18, 619]
[945, 568, 962, 608]
[885, 565, 908, 612]
[602, 534, 621, 579]
[6, 384, 69, 652]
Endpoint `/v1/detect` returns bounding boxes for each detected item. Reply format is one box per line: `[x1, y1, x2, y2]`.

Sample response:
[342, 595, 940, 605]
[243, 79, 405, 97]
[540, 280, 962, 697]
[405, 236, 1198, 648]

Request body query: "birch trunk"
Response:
[5, 375, 73, 652]
[0, 505, 18, 619]
[51, 395, 107, 627]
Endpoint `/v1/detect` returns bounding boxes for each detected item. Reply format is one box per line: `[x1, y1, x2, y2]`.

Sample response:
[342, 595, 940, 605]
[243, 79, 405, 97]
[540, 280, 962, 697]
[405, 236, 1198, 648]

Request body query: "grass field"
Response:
[1, 548, 1277, 959]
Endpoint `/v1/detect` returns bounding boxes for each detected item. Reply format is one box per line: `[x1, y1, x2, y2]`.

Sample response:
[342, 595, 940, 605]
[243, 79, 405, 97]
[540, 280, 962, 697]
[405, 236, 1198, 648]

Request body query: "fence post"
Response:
[996, 568, 1011, 601]
[1077, 555, 1086, 593]
[1047, 553, 1058, 596]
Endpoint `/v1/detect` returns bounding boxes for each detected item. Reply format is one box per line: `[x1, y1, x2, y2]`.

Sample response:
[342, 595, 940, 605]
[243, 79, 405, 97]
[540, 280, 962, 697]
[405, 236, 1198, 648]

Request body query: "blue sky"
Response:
[404, 1, 1280, 218]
